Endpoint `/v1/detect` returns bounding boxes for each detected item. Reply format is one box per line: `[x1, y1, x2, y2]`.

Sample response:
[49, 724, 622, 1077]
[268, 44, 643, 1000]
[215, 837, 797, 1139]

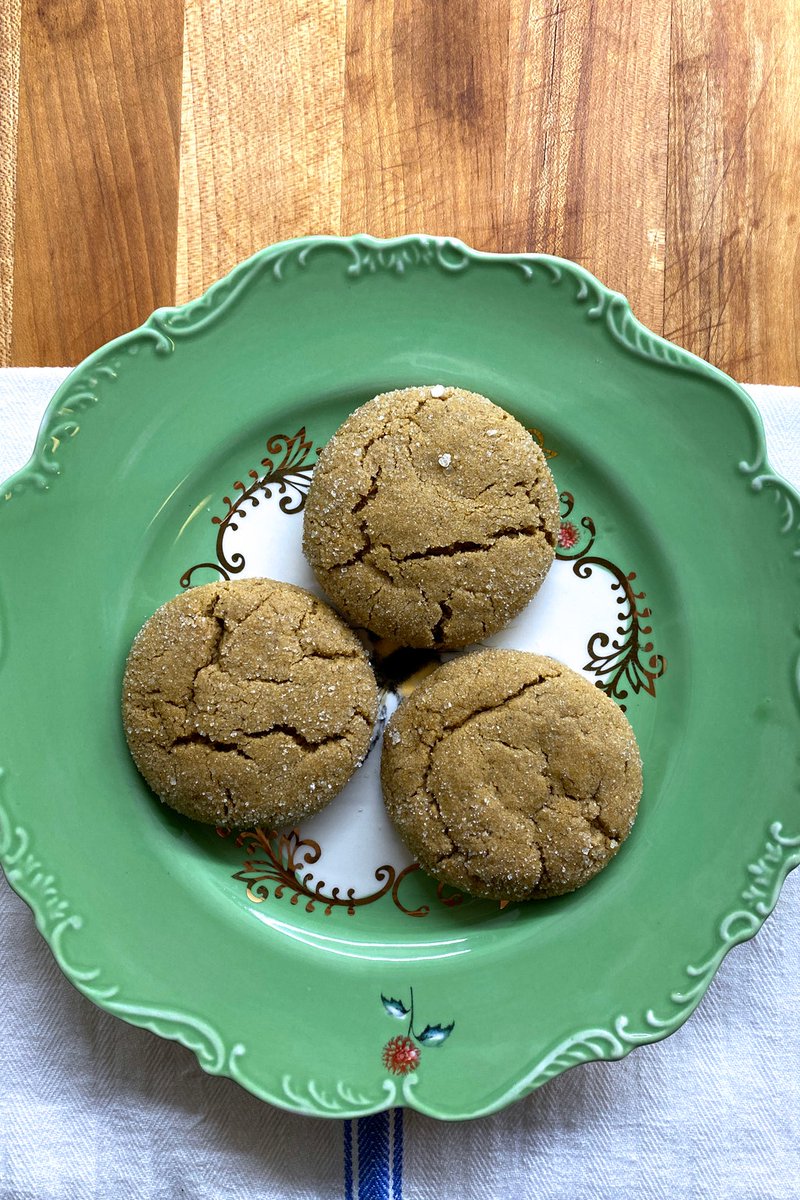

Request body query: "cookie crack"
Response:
[585, 808, 615, 840]
[395, 526, 540, 563]
[420, 683, 543, 835]
[208, 612, 225, 669]
[303, 648, 364, 664]
[351, 464, 383, 515]
[295, 604, 312, 637]
[417, 677, 547, 856]
[172, 732, 255, 762]
[332, 509, 391, 574]
[335, 523, 546, 576]
[188, 599, 227, 709]
[337, 533, 395, 580]
[442, 676, 545, 736]
[534, 856, 554, 893]
[473, 477, 542, 502]
[432, 601, 452, 646]
[246, 725, 348, 751]
[424, 792, 456, 857]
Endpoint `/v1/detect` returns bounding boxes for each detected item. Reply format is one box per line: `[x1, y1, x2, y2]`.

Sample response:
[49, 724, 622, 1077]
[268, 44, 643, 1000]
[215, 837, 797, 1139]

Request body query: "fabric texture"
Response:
[1, 370, 798, 1200]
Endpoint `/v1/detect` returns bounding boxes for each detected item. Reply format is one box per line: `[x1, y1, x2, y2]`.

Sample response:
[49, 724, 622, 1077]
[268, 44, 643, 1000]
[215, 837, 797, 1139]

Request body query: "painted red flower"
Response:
[558, 521, 579, 549]
[382, 1034, 421, 1075]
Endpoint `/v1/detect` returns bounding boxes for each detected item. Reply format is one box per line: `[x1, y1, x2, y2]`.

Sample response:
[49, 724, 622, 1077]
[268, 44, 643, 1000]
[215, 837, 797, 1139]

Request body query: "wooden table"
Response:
[2, 1, 799, 381]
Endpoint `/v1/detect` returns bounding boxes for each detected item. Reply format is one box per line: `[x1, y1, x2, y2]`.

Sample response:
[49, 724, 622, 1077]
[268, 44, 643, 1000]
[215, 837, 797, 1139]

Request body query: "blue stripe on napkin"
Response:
[391, 1106, 403, 1198]
[344, 1118, 354, 1200]
[344, 1110, 404, 1199]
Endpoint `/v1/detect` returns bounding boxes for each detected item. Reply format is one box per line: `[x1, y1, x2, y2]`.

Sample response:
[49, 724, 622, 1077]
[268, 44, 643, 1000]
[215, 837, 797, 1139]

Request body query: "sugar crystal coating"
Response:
[302, 386, 560, 649]
[381, 650, 643, 900]
[122, 578, 378, 828]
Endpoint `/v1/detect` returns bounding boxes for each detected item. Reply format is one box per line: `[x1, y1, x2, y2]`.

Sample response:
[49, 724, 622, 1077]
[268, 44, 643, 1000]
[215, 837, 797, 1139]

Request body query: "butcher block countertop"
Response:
[2, 0, 799, 381]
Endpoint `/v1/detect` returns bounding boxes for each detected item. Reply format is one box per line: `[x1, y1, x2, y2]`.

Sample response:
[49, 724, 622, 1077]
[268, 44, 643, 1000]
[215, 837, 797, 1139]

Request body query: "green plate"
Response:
[1, 235, 798, 1120]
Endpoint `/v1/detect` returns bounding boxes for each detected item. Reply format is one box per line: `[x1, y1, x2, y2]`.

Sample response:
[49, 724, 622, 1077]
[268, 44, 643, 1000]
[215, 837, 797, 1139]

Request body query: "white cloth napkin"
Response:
[1, 369, 799, 1200]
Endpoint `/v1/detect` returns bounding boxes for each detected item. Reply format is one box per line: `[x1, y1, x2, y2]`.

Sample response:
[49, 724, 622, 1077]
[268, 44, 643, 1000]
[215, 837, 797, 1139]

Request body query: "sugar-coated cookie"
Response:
[381, 649, 642, 899]
[302, 386, 559, 648]
[122, 579, 378, 828]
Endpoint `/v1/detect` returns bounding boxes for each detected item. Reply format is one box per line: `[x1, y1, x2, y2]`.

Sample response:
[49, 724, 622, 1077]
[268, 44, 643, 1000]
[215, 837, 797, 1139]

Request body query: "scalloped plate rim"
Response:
[0, 233, 774, 501]
[1, 233, 799, 1120]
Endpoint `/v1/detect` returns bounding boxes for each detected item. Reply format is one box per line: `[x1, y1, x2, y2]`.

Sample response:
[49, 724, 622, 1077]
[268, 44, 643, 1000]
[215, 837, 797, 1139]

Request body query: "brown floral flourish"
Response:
[557, 491, 666, 709]
[232, 827, 464, 918]
[574, 558, 666, 710]
[180, 429, 319, 588]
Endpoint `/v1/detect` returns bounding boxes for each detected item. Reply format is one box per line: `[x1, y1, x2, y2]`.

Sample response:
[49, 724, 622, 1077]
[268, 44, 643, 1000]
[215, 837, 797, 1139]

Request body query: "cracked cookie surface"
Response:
[381, 649, 642, 900]
[302, 386, 560, 648]
[122, 579, 378, 828]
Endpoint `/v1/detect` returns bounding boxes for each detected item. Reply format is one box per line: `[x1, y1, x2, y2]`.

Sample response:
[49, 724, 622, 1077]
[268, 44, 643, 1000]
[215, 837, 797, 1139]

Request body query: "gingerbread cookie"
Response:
[302, 386, 559, 648]
[381, 649, 642, 899]
[122, 578, 378, 828]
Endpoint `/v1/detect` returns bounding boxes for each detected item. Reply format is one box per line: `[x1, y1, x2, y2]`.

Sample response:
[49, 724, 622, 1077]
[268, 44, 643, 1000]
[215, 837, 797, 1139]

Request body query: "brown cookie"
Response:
[122, 578, 378, 828]
[302, 386, 559, 649]
[381, 649, 642, 900]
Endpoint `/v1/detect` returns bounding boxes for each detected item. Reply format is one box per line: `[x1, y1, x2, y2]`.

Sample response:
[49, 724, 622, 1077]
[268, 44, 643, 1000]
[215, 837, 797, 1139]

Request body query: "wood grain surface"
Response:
[2, 0, 799, 381]
[0, 0, 20, 367]
[9, 0, 184, 366]
[341, 0, 510, 250]
[666, 0, 800, 384]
